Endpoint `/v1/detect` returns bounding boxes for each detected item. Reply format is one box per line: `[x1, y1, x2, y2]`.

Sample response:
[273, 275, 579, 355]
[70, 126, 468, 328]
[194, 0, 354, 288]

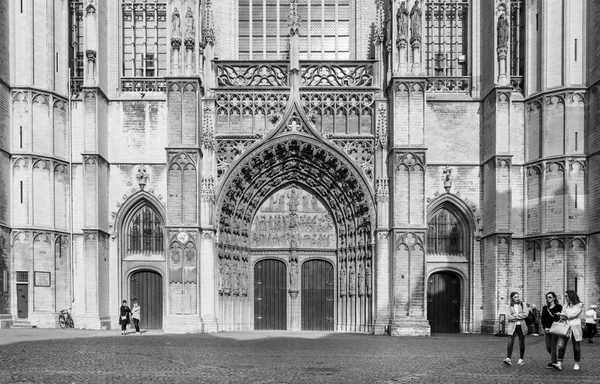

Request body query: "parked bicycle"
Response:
[58, 308, 74, 329]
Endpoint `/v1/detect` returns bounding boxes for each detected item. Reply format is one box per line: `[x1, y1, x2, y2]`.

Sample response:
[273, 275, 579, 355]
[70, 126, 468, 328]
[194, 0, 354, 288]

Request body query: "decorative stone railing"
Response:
[121, 77, 168, 93]
[215, 61, 289, 87]
[425, 76, 471, 94]
[300, 61, 375, 87]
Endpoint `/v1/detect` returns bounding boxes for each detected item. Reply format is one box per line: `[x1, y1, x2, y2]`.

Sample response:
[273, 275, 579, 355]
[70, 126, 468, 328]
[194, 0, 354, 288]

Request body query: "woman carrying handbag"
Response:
[552, 290, 584, 371]
[542, 292, 562, 369]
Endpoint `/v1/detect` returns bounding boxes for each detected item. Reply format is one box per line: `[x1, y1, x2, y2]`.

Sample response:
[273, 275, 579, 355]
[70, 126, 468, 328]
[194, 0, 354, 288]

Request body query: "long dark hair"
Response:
[510, 291, 522, 306]
[565, 290, 581, 305]
[546, 291, 558, 306]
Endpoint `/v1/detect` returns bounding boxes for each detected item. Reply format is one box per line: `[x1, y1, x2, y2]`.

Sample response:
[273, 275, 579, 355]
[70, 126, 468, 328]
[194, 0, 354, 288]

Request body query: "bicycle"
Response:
[58, 308, 74, 329]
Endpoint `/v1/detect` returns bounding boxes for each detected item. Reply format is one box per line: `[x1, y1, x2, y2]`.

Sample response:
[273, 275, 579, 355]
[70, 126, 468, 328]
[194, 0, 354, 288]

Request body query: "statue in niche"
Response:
[339, 263, 347, 296]
[357, 261, 365, 296]
[170, 246, 180, 264]
[288, 189, 300, 212]
[223, 260, 231, 293]
[497, 12, 509, 49]
[289, 260, 299, 291]
[397, 1, 409, 38]
[278, 195, 286, 212]
[232, 262, 239, 295]
[302, 195, 310, 211]
[365, 260, 372, 295]
[218, 259, 224, 293]
[348, 262, 356, 296]
[240, 265, 248, 296]
[185, 7, 194, 36]
[172, 8, 181, 38]
[410, 1, 422, 41]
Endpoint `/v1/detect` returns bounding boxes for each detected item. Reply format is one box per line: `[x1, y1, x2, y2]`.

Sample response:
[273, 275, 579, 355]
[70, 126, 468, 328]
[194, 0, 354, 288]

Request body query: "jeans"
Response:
[121, 322, 127, 332]
[557, 334, 581, 363]
[585, 323, 597, 339]
[133, 318, 140, 333]
[507, 324, 525, 359]
[544, 331, 559, 363]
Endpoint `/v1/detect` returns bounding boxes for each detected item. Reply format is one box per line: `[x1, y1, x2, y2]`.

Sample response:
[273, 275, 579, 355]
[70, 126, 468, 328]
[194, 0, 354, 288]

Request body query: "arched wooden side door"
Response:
[254, 259, 287, 330]
[301, 260, 334, 331]
[427, 272, 460, 333]
[130, 270, 163, 329]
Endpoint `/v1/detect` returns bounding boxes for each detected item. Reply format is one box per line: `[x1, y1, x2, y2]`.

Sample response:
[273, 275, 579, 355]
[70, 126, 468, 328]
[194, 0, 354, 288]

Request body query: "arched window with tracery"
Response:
[125, 204, 164, 255]
[427, 208, 463, 255]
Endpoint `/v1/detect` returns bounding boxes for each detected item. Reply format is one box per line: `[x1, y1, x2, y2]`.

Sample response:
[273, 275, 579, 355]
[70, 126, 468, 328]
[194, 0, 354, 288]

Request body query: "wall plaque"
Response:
[34, 271, 51, 287]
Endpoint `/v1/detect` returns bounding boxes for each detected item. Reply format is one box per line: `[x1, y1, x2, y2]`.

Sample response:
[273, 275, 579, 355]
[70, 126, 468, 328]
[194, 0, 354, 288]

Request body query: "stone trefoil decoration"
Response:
[497, 2, 509, 85]
[136, 165, 149, 190]
[443, 165, 453, 193]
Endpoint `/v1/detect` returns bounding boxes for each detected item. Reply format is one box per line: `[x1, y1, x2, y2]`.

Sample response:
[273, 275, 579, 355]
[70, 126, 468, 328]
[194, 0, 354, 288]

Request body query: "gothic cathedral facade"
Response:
[0, 0, 599, 335]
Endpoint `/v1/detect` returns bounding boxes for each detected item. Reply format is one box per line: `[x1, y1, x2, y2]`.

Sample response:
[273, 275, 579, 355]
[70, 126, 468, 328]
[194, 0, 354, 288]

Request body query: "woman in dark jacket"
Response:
[119, 300, 131, 335]
[541, 292, 563, 368]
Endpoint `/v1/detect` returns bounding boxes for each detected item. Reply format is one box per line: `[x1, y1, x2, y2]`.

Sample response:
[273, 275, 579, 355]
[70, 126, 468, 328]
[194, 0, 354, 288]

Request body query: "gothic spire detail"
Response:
[374, 0, 385, 44]
[288, 0, 300, 36]
[202, 0, 215, 47]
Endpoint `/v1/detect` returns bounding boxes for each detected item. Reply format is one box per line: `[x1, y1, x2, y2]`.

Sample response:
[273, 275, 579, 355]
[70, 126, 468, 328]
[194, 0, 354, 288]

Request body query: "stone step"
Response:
[10, 321, 34, 329]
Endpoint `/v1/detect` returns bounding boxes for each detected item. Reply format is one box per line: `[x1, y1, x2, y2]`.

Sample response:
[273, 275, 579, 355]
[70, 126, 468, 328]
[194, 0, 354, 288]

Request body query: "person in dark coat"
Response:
[119, 300, 131, 335]
[541, 292, 562, 368]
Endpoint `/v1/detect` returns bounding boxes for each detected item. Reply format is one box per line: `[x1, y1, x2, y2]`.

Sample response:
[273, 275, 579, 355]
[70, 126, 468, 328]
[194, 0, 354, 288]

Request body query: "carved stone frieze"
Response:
[300, 63, 374, 87]
[201, 176, 216, 202]
[376, 178, 389, 202]
[395, 152, 425, 171]
[216, 63, 288, 87]
[202, 105, 216, 150]
[376, 104, 388, 149]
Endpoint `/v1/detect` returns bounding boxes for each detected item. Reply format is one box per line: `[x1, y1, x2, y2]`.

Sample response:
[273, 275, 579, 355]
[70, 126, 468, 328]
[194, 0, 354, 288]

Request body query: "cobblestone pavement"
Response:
[0, 330, 598, 383]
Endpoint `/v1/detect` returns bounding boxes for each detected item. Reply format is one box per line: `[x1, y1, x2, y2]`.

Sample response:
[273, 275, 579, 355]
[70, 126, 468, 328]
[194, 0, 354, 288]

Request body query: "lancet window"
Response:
[424, 0, 469, 77]
[238, 0, 351, 60]
[69, 0, 84, 78]
[125, 205, 164, 255]
[427, 208, 463, 255]
[121, 0, 168, 78]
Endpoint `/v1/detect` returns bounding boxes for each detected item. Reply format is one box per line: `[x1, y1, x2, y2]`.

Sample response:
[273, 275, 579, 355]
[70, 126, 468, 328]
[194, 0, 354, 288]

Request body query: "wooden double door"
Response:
[254, 259, 334, 331]
[427, 272, 461, 333]
[130, 270, 163, 329]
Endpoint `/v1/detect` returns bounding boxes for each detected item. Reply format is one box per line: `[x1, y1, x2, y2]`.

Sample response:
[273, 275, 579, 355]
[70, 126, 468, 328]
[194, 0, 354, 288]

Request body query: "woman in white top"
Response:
[131, 300, 141, 335]
[504, 291, 529, 366]
[553, 290, 584, 371]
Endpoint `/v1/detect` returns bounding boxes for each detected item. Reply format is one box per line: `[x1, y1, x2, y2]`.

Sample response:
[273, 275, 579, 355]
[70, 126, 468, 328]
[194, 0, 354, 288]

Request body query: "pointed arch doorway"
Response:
[254, 259, 287, 330]
[130, 270, 163, 329]
[427, 272, 460, 333]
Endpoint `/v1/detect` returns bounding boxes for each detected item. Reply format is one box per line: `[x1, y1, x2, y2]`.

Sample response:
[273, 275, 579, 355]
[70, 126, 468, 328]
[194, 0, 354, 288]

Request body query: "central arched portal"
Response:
[215, 109, 375, 332]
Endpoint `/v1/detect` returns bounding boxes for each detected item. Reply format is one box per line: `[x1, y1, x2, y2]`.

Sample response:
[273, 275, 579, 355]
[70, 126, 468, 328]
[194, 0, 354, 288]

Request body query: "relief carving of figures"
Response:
[222, 260, 231, 295]
[410, 1, 422, 42]
[357, 260, 365, 296]
[397, 1, 409, 41]
[185, 7, 194, 37]
[497, 12, 509, 50]
[232, 262, 240, 295]
[288, 189, 300, 212]
[348, 262, 356, 296]
[365, 260, 372, 296]
[339, 263, 347, 296]
[172, 8, 181, 38]
[240, 263, 249, 296]
[218, 259, 224, 294]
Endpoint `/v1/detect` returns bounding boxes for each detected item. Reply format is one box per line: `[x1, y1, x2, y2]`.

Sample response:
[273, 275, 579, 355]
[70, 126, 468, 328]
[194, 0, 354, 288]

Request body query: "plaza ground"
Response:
[0, 329, 597, 383]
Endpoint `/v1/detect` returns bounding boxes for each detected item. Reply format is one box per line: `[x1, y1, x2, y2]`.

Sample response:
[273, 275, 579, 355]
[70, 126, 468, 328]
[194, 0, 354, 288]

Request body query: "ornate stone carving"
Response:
[331, 138, 374, 181]
[216, 137, 258, 179]
[202, 0, 215, 46]
[374, 0, 385, 44]
[172, 7, 181, 39]
[395, 152, 425, 170]
[443, 166, 453, 193]
[426, 77, 470, 93]
[376, 178, 389, 202]
[300, 64, 374, 87]
[185, 7, 194, 38]
[202, 105, 216, 150]
[397, 1, 409, 49]
[339, 263, 347, 296]
[348, 262, 356, 296]
[216, 64, 288, 87]
[365, 259, 372, 296]
[201, 177, 216, 202]
[288, 0, 300, 36]
[136, 165, 149, 190]
[376, 104, 387, 149]
[357, 260, 365, 296]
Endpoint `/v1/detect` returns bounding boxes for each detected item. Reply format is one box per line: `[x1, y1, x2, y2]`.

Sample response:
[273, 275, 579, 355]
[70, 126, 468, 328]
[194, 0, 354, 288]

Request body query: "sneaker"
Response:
[546, 363, 554, 369]
[517, 359, 524, 366]
[136, 332, 141, 335]
[504, 358, 512, 365]
[532, 333, 539, 336]
[574, 363, 580, 371]
[552, 363, 562, 371]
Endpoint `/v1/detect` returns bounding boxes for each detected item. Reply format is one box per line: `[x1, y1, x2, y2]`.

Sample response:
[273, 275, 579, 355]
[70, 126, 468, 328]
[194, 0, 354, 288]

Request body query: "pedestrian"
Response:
[584, 304, 598, 343]
[132, 300, 141, 335]
[530, 304, 540, 336]
[542, 291, 562, 369]
[553, 290, 584, 371]
[119, 300, 131, 335]
[504, 291, 528, 366]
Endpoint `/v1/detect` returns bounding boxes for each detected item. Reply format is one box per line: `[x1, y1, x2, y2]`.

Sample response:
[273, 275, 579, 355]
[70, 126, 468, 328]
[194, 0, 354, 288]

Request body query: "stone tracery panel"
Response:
[299, 91, 374, 135]
[215, 92, 289, 135]
[300, 63, 374, 87]
[216, 63, 289, 87]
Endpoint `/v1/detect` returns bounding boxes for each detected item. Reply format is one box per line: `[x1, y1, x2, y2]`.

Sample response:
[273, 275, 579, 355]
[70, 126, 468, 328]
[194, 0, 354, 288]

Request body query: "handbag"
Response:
[525, 310, 535, 326]
[121, 315, 127, 320]
[549, 320, 570, 337]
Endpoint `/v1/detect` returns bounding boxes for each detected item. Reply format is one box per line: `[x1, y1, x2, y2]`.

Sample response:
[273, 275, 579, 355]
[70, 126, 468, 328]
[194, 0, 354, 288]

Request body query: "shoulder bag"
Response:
[549, 319, 570, 337]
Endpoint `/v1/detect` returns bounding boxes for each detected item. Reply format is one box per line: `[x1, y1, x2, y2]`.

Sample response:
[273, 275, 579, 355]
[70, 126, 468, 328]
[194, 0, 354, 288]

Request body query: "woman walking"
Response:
[504, 292, 529, 366]
[553, 290, 584, 371]
[119, 300, 131, 335]
[132, 300, 141, 335]
[541, 291, 562, 368]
